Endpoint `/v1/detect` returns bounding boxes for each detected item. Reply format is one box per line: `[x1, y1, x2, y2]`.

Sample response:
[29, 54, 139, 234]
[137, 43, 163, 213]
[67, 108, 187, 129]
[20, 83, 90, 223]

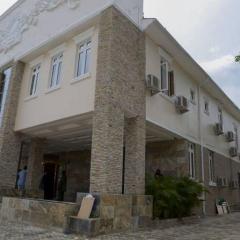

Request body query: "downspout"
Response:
[197, 85, 206, 215]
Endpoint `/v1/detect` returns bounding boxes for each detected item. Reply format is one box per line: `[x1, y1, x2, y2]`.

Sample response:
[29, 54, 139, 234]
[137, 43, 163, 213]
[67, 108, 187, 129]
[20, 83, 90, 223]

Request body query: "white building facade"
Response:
[0, 0, 239, 217]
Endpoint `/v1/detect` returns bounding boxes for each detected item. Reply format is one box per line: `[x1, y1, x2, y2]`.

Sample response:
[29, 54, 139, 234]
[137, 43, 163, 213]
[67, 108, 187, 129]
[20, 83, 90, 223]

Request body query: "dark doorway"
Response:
[43, 162, 59, 200]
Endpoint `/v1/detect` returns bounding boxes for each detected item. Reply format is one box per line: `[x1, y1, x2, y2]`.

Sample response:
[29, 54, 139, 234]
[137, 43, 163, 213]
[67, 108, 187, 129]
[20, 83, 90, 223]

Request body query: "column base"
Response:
[0, 187, 43, 202]
[69, 193, 153, 236]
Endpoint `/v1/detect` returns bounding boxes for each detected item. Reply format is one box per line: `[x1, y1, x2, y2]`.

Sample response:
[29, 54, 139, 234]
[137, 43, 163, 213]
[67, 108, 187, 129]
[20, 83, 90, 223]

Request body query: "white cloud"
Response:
[201, 55, 236, 73]
[222, 85, 240, 107]
[0, 0, 18, 15]
[209, 46, 220, 54]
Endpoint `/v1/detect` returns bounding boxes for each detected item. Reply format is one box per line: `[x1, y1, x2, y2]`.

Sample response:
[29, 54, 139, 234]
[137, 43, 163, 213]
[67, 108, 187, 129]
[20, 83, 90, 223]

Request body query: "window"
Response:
[218, 107, 223, 125]
[49, 53, 63, 88]
[168, 71, 175, 96]
[76, 39, 91, 77]
[160, 57, 169, 92]
[30, 65, 40, 96]
[0, 73, 5, 113]
[234, 125, 239, 151]
[188, 143, 196, 179]
[209, 151, 215, 184]
[160, 57, 174, 96]
[204, 100, 209, 115]
[190, 89, 196, 104]
[0, 67, 12, 127]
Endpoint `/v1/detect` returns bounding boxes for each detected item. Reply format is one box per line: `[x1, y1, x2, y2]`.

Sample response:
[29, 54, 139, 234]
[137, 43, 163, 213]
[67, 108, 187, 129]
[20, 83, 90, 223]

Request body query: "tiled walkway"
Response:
[1, 213, 240, 239]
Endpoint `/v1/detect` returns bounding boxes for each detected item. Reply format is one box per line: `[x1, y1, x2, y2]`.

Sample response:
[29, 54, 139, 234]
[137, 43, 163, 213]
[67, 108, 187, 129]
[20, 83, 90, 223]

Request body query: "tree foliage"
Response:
[146, 175, 206, 219]
[236, 55, 240, 62]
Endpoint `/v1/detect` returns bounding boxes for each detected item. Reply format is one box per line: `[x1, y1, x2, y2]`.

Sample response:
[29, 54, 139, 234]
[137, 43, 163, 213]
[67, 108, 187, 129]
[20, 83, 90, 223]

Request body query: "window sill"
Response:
[209, 182, 217, 187]
[45, 86, 61, 94]
[190, 100, 196, 105]
[204, 111, 210, 116]
[71, 73, 91, 84]
[24, 95, 38, 102]
[159, 92, 175, 104]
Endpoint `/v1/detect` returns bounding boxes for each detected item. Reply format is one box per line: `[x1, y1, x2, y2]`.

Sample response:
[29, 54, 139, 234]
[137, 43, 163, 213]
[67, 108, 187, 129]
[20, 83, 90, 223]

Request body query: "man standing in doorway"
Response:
[57, 171, 67, 201]
[17, 166, 28, 196]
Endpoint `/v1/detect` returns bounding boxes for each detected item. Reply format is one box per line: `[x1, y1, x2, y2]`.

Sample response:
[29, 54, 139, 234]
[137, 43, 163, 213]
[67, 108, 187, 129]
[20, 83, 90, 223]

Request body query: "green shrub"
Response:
[146, 175, 206, 219]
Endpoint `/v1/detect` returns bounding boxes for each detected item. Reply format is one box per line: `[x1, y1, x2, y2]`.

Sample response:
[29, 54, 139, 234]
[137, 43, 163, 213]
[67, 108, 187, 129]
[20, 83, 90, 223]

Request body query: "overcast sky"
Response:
[145, 0, 240, 107]
[0, 0, 239, 106]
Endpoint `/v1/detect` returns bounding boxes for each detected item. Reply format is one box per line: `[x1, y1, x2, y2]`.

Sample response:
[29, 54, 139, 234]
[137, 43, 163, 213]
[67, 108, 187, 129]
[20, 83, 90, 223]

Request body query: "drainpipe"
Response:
[197, 85, 206, 215]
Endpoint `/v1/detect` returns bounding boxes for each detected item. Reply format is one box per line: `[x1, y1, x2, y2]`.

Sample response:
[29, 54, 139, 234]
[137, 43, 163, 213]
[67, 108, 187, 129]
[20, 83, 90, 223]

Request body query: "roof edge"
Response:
[144, 18, 240, 120]
[0, 0, 25, 21]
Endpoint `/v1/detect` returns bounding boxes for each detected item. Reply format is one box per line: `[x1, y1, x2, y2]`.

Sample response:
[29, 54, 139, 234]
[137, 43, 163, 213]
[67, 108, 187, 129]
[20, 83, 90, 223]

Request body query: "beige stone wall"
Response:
[90, 6, 146, 194]
[203, 148, 240, 215]
[26, 139, 45, 191]
[146, 139, 189, 177]
[64, 150, 91, 202]
[0, 61, 25, 190]
[0, 197, 80, 229]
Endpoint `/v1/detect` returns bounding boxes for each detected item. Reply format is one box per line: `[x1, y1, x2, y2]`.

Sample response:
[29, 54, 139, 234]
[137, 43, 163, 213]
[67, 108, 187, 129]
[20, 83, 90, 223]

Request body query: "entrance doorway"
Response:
[43, 162, 59, 200]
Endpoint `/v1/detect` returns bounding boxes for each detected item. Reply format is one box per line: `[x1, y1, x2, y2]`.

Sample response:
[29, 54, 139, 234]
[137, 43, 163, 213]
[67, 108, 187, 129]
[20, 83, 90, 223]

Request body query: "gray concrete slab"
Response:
[1, 213, 240, 239]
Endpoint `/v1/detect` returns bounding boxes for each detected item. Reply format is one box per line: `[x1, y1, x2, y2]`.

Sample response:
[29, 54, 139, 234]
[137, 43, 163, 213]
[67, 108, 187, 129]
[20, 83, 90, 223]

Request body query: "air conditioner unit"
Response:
[215, 123, 224, 136]
[175, 96, 189, 114]
[146, 74, 160, 95]
[226, 131, 235, 142]
[229, 147, 238, 157]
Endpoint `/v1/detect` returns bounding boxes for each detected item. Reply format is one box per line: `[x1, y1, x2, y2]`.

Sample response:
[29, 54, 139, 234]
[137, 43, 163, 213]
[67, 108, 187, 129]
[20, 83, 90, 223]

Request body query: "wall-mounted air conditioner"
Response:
[146, 74, 160, 95]
[226, 131, 235, 142]
[175, 96, 189, 114]
[215, 123, 224, 136]
[229, 147, 238, 157]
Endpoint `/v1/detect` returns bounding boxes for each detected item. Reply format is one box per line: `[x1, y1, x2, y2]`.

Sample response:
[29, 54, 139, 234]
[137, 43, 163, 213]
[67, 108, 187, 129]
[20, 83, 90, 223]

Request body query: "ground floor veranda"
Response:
[1, 113, 240, 223]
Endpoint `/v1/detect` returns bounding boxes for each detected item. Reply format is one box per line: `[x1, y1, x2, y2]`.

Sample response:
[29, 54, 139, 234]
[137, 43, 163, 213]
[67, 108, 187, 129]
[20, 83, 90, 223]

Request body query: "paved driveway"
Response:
[1, 213, 240, 240]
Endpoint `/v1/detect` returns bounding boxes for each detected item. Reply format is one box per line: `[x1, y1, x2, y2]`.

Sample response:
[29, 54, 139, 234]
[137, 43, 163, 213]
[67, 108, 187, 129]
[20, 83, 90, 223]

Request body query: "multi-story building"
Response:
[0, 0, 239, 217]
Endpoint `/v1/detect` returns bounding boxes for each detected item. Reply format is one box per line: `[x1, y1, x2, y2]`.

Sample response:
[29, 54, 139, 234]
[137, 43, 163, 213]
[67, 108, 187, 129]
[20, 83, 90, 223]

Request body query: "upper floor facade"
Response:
[0, 0, 239, 162]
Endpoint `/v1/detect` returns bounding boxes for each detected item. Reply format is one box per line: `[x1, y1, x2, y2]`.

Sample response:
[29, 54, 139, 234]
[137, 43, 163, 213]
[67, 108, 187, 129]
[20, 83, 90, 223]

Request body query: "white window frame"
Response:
[234, 125, 239, 151]
[190, 89, 196, 104]
[160, 57, 169, 92]
[208, 151, 215, 185]
[188, 143, 196, 179]
[75, 39, 92, 79]
[29, 64, 40, 96]
[49, 52, 63, 89]
[0, 74, 5, 113]
[204, 100, 210, 115]
[218, 107, 223, 125]
[0, 67, 11, 127]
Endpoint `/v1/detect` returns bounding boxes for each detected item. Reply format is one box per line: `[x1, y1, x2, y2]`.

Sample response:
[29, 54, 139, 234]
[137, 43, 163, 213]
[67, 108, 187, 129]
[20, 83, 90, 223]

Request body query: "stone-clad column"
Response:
[26, 139, 45, 191]
[124, 116, 146, 194]
[0, 61, 25, 190]
[90, 7, 146, 194]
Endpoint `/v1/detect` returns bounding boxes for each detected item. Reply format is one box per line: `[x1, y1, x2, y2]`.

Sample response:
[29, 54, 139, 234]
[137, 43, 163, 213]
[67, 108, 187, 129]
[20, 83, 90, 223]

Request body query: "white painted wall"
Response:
[146, 36, 240, 160]
[0, 0, 143, 67]
[15, 26, 99, 131]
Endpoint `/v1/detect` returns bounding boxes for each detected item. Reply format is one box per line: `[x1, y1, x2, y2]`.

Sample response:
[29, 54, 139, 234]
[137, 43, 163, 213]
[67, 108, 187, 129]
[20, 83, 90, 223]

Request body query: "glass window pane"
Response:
[50, 64, 57, 88]
[30, 75, 36, 95]
[34, 72, 39, 94]
[161, 63, 167, 90]
[56, 61, 62, 85]
[79, 44, 85, 52]
[84, 48, 91, 74]
[77, 52, 85, 77]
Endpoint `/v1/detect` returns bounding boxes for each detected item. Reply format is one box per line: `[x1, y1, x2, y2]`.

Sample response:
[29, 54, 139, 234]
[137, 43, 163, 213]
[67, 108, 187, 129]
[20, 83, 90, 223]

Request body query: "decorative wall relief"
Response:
[0, 0, 81, 53]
